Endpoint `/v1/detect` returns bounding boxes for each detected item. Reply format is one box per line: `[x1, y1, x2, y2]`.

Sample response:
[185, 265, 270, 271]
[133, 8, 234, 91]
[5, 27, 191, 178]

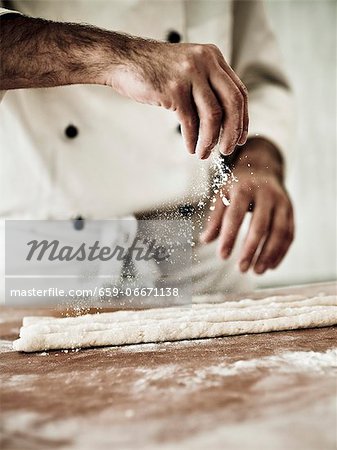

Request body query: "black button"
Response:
[167, 30, 181, 43]
[176, 124, 182, 135]
[178, 204, 195, 218]
[73, 215, 85, 231]
[65, 125, 78, 139]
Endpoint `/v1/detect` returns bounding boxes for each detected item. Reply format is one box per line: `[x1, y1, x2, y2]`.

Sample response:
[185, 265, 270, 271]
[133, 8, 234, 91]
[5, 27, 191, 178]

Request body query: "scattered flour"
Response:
[196, 348, 337, 379]
[0, 339, 14, 353]
[132, 348, 337, 394]
[1, 347, 336, 450]
[2, 374, 38, 389]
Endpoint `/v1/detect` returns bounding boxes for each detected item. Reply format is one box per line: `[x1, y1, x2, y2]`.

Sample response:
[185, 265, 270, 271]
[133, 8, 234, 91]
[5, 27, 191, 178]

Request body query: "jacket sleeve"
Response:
[0, 6, 23, 102]
[231, 0, 295, 166]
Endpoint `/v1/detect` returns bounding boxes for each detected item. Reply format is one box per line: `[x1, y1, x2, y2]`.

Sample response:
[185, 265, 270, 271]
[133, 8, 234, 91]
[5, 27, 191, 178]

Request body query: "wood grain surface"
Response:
[1, 282, 336, 450]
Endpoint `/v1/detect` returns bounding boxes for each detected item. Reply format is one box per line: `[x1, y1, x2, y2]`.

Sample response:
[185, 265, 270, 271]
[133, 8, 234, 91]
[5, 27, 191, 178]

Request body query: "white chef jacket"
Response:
[0, 1, 294, 300]
[0, 0, 294, 220]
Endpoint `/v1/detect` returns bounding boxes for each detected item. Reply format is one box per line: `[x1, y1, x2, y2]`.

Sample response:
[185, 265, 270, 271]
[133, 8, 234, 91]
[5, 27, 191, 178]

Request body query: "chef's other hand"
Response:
[200, 138, 294, 274]
[0, 15, 248, 158]
[104, 41, 248, 158]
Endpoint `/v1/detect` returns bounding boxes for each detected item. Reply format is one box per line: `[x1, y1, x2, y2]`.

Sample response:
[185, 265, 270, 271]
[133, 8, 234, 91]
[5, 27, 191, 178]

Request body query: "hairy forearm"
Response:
[0, 14, 249, 157]
[0, 14, 134, 90]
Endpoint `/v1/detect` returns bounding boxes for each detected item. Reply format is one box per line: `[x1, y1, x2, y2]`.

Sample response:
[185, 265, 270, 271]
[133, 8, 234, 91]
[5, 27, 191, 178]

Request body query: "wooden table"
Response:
[1, 282, 336, 450]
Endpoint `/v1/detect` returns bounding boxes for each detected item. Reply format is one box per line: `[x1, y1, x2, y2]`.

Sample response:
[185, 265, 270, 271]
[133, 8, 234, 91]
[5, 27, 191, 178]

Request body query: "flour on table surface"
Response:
[0, 339, 14, 353]
[2, 347, 336, 450]
[131, 348, 337, 394]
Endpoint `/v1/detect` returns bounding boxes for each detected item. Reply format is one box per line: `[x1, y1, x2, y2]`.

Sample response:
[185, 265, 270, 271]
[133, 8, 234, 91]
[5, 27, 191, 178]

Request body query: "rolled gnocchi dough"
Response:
[13, 294, 337, 352]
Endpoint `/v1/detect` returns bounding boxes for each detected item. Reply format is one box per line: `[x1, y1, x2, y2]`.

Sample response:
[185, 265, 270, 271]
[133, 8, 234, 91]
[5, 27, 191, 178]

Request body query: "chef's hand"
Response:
[103, 41, 248, 158]
[200, 138, 294, 274]
[0, 14, 248, 158]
